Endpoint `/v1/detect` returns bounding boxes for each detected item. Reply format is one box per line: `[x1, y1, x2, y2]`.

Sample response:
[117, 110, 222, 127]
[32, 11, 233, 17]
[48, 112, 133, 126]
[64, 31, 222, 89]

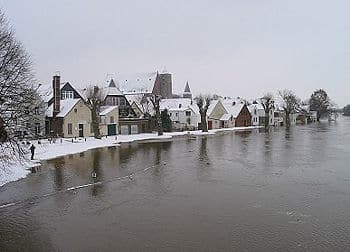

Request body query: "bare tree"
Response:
[150, 94, 163, 136]
[260, 93, 274, 128]
[85, 85, 104, 139]
[279, 90, 301, 127]
[0, 10, 40, 165]
[196, 94, 211, 132]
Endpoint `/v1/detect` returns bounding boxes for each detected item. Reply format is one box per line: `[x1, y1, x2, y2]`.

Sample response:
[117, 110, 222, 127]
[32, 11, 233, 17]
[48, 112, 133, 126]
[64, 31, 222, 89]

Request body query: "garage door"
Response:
[130, 125, 138, 134]
[120, 125, 129, 135]
[107, 124, 117, 136]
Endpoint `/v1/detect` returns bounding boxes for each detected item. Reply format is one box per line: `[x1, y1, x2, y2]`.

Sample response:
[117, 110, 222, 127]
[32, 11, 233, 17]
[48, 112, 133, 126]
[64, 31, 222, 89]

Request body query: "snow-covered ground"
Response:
[0, 126, 260, 187]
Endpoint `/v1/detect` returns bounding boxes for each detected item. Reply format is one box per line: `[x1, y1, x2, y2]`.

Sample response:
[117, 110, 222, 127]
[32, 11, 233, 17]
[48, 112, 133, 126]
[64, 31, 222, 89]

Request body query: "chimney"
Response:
[52, 75, 61, 117]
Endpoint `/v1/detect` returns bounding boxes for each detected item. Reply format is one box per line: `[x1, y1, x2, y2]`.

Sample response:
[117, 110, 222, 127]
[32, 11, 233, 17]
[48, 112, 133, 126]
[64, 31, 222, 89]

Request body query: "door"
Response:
[107, 124, 116, 136]
[208, 121, 213, 130]
[78, 124, 84, 137]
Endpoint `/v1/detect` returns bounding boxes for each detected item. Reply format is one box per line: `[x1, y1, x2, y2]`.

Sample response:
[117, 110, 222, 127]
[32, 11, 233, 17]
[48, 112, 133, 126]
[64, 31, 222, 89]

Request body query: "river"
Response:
[1, 117, 350, 251]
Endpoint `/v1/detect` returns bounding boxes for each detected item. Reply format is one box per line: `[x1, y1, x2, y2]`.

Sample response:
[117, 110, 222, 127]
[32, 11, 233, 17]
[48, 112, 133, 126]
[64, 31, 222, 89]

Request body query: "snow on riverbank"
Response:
[0, 126, 260, 187]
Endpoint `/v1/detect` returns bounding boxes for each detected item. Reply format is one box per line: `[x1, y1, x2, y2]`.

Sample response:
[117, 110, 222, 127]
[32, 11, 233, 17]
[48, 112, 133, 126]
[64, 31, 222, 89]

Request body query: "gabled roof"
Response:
[105, 79, 123, 96]
[221, 99, 246, 119]
[46, 99, 81, 118]
[38, 82, 84, 103]
[206, 100, 221, 116]
[113, 72, 158, 94]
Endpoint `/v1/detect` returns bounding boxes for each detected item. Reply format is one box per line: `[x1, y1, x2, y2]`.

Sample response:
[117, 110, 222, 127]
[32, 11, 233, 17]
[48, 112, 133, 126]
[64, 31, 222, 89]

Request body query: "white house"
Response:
[160, 98, 200, 130]
[248, 102, 275, 126]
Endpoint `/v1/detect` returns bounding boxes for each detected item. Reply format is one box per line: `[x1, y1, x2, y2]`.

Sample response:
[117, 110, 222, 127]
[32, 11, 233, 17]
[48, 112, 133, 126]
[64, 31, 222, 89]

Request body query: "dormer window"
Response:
[179, 104, 182, 108]
[62, 91, 74, 99]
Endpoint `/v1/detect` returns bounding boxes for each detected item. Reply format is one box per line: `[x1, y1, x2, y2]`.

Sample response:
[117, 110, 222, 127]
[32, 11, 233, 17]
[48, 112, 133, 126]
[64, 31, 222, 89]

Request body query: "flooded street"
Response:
[1, 118, 350, 251]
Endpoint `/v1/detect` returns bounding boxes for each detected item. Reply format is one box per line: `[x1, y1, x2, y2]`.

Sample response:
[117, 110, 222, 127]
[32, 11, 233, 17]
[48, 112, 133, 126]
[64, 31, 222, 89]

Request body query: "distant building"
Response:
[160, 98, 200, 130]
[206, 98, 252, 129]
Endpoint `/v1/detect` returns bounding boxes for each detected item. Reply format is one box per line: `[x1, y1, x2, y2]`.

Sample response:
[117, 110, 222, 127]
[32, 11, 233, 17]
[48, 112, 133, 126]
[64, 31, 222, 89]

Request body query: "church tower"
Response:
[183, 81, 192, 99]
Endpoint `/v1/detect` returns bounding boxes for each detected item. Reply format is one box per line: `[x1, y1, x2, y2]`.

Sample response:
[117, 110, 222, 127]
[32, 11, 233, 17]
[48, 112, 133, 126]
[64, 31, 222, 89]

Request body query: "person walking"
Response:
[30, 144, 36, 160]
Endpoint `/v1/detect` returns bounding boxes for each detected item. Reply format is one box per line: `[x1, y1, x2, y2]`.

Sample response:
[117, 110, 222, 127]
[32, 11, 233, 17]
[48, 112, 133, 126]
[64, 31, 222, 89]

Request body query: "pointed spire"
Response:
[183, 81, 192, 99]
[184, 81, 191, 93]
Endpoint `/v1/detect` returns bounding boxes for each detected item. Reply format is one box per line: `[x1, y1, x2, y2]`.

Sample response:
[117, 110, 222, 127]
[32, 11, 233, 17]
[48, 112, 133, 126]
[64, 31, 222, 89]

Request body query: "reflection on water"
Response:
[1, 118, 350, 251]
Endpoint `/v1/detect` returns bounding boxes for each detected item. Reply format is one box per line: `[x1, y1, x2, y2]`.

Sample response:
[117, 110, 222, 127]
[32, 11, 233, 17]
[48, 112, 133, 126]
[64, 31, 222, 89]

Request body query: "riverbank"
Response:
[0, 126, 260, 187]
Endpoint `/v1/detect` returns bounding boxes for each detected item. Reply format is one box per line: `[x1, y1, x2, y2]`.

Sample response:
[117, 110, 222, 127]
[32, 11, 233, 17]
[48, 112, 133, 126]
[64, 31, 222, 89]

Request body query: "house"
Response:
[299, 104, 317, 124]
[248, 102, 275, 126]
[207, 100, 227, 129]
[103, 79, 149, 135]
[221, 99, 252, 127]
[46, 98, 92, 138]
[160, 98, 200, 130]
[99, 106, 119, 136]
[39, 75, 88, 136]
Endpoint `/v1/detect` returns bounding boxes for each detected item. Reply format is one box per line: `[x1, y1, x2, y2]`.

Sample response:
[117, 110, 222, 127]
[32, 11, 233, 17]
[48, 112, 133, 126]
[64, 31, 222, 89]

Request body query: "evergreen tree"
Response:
[161, 109, 172, 132]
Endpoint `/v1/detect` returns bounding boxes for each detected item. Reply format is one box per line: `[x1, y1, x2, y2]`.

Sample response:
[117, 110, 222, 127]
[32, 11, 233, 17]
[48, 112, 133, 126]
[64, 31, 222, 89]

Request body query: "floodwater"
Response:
[1, 117, 350, 251]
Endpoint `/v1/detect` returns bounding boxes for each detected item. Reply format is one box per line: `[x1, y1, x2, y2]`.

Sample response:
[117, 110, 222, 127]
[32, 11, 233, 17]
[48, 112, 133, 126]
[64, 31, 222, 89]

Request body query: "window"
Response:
[254, 109, 257, 115]
[185, 111, 191, 116]
[62, 91, 74, 99]
[68, 123, 72, 135]
[34, 107, 40, 115]
[120, 98, 126, 106]
[175, 113, 178, 117]
[110, 116, 114, 123]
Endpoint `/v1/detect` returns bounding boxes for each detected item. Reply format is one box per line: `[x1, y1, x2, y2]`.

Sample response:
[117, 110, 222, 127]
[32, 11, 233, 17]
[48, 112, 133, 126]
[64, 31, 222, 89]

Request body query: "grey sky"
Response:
[1, 0, 349, 106]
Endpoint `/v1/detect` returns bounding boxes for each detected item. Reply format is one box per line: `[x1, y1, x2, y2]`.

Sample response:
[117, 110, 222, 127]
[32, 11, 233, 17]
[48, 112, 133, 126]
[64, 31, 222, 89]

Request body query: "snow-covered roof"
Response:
[124, 94, 143, 106]
[100, 106, 118, 116]
[206, 100, 220, 116]
[113, 72, 158, 94]
[221, 101, 245, 118]
[46, 99, 81, 117]
[38, 82, 85, 102]
[220, 114, 232, 121]
[160, 98, 194, 112]
[105, 79, 123, 96]
[248, 103, 264, 112]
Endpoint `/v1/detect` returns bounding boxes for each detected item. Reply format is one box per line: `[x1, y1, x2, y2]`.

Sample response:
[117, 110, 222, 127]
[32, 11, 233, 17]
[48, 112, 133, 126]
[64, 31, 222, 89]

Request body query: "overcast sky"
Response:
[1, 0, 349, 106]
